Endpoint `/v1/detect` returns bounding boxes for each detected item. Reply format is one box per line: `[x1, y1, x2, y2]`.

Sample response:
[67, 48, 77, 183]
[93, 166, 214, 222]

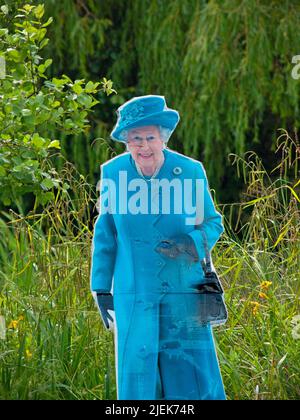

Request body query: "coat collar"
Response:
[125, 148, 185, 229]
[127, 147, 183, 181]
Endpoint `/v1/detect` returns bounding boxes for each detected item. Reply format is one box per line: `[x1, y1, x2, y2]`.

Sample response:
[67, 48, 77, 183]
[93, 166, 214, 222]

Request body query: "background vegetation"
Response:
[43, 0, 300, 199]
[0, 0, 299, 400]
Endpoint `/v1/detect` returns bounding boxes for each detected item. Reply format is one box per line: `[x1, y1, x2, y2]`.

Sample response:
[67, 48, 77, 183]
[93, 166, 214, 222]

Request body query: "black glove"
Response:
[155, 234, 199, 262]
[95, 292, 114, 330]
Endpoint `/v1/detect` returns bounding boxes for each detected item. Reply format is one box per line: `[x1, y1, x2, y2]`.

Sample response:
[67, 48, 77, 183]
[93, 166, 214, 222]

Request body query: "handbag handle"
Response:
[197, 226, 212, 275]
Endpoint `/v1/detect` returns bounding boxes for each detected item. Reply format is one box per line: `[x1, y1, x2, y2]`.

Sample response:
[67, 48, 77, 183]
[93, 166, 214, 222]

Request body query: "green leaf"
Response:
[22, 81, 34, 92]
[101, 77, 117, 95]
[21, 109, 32, 116]
[44, 58, 52, 68]
[23, 134, 31, 144]
[41, 178, 54, 190]
[42, 17, 53, 28]
[35, 92, 45, 105]
[0, 153, 10, 164]
[22, 114, 36, 130]
[40, 38, 49, 49]
[21, 150, 34, 159]
[6, 48, 20, 62]
[90, 99, 100, 107]
[34, 4, 44, 20]
[21, 5, 35, 13]
[51, 101, 61, 108]
[2, 196, 11, 206]
[1, 5, 9, 15]
[0, 29, 8, 36]
[48, 140, 61, 149]
[38, 58, 52, 74]
[2, 80, 12, 92]
[32, 133, 45, 148]
[36, 28, 47, 42]
[51, 77, 67, 88]
[85, 81, 100, 93]
[61, 74, 72, 83]
[64, 119, 75, 130]
[37, 191, 54, 205]
[72, 83, 83, 95]
[77, 93, 93, 108]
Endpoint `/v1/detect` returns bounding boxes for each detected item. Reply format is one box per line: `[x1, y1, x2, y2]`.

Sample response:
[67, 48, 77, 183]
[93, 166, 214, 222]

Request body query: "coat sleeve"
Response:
[90, 163, 117, 293]
[187, 161, 224, 260]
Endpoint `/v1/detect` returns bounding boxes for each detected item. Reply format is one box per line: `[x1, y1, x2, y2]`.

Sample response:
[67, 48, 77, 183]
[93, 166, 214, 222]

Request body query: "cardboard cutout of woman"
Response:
[90, 95, 227, 400]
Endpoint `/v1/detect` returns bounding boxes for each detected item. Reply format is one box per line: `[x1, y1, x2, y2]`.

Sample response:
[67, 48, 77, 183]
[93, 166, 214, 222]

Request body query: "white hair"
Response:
[121, 125, 172, 146]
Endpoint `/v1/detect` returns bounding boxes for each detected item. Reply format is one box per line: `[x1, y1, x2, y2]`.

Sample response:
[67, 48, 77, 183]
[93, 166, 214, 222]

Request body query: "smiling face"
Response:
[127, 125, 165, 175]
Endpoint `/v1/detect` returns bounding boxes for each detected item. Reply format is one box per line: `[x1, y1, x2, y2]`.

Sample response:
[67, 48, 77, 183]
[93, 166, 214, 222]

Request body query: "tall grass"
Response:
[216, 129, 300, 399]
[0, 161, 116, 400]
[0, 131, 299, 400]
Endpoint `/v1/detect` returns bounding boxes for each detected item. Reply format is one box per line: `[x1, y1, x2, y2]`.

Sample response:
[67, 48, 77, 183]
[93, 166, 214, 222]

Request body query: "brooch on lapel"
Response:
[173, 166, 182, 175]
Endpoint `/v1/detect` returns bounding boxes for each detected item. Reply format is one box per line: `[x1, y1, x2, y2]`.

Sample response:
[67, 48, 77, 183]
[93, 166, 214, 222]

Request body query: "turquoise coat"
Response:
[90, 147, 226, 400]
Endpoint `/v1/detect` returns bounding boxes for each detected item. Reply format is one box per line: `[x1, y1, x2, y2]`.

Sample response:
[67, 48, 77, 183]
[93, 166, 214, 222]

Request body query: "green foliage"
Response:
[35, 0, 131, 187]
[111, 0, 300, 186]
[38, 0, 300, 194]
[41, 0, 113, 79]
[215, 131, 300, 399]
[0, 2, 116, 208]
[224, 129, 300, 243]
[0, 161, 116, 400]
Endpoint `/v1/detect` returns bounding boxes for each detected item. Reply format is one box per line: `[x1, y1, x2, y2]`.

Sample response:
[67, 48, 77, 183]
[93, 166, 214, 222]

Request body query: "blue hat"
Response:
[110, 95, 180, 143]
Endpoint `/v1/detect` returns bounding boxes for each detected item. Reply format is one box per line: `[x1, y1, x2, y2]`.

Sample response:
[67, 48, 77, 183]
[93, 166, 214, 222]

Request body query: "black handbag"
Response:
[191, 229, 228, 326]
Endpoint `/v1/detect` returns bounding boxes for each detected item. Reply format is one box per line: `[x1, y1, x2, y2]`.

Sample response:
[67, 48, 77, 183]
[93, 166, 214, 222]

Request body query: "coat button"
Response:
[157, 261, 163, 266]
[161, 281, 169, 292]
[138, 345, 148, 359]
